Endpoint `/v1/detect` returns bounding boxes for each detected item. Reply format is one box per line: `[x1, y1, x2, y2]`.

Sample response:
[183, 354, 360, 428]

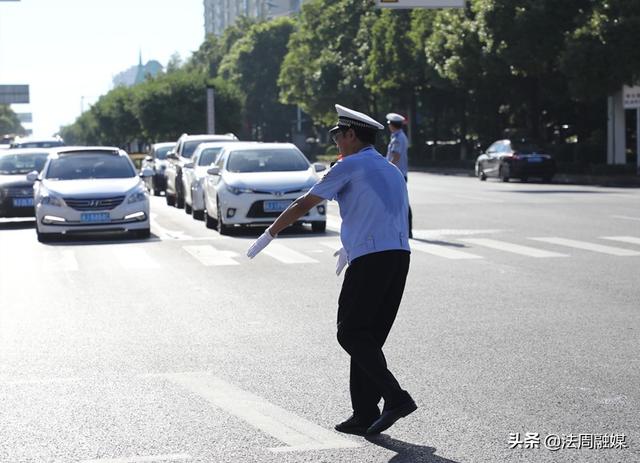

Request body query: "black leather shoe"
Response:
[335, 414, 379, 435]
[366, 399, 417, 435]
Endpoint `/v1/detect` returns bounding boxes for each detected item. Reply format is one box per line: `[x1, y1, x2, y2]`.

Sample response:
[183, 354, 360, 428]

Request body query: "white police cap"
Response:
[331, 104, 384, 133]
[386, 112, 406, 123]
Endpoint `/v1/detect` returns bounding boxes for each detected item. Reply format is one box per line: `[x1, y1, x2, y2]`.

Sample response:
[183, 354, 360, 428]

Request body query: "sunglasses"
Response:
[331, 127, 350, 144]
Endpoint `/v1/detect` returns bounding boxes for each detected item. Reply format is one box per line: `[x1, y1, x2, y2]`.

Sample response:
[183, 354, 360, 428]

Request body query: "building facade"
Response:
[204, 0, 303, 36]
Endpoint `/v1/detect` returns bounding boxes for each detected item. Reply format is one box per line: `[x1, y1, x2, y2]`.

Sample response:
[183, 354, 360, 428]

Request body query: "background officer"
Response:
[386, 112, 412, 238]
[247, 104, 417, 436]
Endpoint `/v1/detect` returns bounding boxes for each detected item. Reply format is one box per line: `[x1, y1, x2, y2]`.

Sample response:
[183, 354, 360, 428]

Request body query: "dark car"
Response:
[0, 148, 50, 218]
[141, 142, 175, 196]
[475, 139, 556, 183]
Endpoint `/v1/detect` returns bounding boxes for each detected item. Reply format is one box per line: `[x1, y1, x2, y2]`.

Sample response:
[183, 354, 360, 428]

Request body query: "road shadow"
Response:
[411, 238, 468, 249]
[0, 219, 36, 230]
[366, 435, 462, 463]
[39, 232, 161, 246]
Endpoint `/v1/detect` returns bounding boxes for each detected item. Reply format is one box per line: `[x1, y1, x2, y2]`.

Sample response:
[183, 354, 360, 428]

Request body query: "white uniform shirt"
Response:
[386, 129, 409, 178]
[309, 146, 411, 262]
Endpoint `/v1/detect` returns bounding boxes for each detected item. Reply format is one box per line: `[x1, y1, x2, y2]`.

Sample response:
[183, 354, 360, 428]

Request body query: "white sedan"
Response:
[182, 141, 249, 220]
[203, 142, 327, 235]
[30, 147, 153, 242]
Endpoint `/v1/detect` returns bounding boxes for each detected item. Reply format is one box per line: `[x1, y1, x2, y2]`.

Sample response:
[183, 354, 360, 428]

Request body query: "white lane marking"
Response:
[113, 247, 161, 269]
[410, 239, 483, 260]
[159, 373, 359, 452]
[320, 240, 342, 252]
[150, 214, 193, 240]
[611, 215, 640, 222]
[462, 238, 568, 258]
[530, 237, 640, 257]
[80, 454, 191, 463]
[602, 236, 640, 246]
[183, 245, 240, 266]
[262, 242, 319, 264]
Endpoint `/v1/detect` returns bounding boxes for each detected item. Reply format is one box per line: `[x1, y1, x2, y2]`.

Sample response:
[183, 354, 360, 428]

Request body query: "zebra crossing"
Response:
[6, 232, 638, 272]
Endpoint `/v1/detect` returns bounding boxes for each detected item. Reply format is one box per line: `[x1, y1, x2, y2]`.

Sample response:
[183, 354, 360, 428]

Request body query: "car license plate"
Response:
[528, 157, 543, 163]
[80, 212, 110, 223]
[263, 200, 291, 212]
[12, 198, 33, 207]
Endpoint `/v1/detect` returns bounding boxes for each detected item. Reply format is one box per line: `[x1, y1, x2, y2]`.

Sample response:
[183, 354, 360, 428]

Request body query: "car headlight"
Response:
[41, 194, 65, 207]
[127, 189, 148, 204]
[226, 185, 254, 195]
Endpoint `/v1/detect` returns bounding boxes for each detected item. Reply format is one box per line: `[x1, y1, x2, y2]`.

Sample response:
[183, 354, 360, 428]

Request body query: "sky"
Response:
[0, 0, 205, 136]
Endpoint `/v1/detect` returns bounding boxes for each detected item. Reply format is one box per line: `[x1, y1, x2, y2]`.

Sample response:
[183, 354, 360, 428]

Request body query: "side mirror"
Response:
[140, 167, 154, 178]
[144, 155, 153, 162]
[166, 151, 177, 160]
[206, 166, 220, 176]
[184, 162, 194, 169]
[26, 171, 39, 182]
[313, 162, 327, 173]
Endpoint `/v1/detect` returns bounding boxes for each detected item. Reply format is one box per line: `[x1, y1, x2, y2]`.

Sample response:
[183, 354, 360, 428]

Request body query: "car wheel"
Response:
[193, 208, 204, 221]
[478, 170, 487, 181]
[205, 210, 217, 229]
[166, 194, 175, 206]
[500, 166, 510, 183]
[216, 203, 231, 236]
[311, 221, 326, 233]
[134, 228, 150, 239]
[185, 202, 192, 214]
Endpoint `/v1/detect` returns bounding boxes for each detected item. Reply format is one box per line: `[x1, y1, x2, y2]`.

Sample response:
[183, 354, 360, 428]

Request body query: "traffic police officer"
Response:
[247, 104, 417, 435]
[386, 112, 412, 238]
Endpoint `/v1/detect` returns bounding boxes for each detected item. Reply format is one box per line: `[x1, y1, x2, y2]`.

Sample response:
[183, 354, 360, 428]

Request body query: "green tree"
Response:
[91, 85, 141, 146]
[0, 105, 26, 136]
[219, 17, 296, 141]
[279, 0, 378, 127]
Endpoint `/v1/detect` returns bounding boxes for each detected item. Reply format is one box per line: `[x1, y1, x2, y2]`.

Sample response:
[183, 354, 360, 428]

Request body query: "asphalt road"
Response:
[1, 173, 639, 463]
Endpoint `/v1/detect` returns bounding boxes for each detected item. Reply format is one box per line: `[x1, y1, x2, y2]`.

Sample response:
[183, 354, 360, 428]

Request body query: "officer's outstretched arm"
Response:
[246, 193, 324, 259]
[270, 193, 324, 236]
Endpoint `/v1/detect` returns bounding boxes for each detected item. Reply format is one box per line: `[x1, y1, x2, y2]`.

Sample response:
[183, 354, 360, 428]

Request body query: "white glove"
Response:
[334, 247, 348, 276]
[247, 228, 275, 259]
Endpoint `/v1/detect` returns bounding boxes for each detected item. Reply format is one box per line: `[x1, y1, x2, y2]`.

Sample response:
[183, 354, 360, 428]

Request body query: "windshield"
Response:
[154, 145, 174, 160]
[184, 139, 232, 158]
[45, 153, 135, 180]
[0, 152, 49, 174]
[11, 140, 64, 149]
[198, 147, 223, 166]
[227, 149, 309, 173]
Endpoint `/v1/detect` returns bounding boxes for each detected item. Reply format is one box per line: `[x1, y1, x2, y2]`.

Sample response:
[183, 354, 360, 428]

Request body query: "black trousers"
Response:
[336, 250, 411, 419]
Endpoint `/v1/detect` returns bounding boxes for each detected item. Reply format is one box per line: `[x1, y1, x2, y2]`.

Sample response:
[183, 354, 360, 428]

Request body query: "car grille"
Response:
[247, 201, 309, 218]
[64, 196, 125, 211]
[5, 187, 33, 197]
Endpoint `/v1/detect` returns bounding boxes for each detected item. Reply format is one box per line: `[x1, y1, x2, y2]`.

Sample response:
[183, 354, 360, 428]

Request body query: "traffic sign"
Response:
[0, 85, 29, 104]
[376, 0, 464, 8]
